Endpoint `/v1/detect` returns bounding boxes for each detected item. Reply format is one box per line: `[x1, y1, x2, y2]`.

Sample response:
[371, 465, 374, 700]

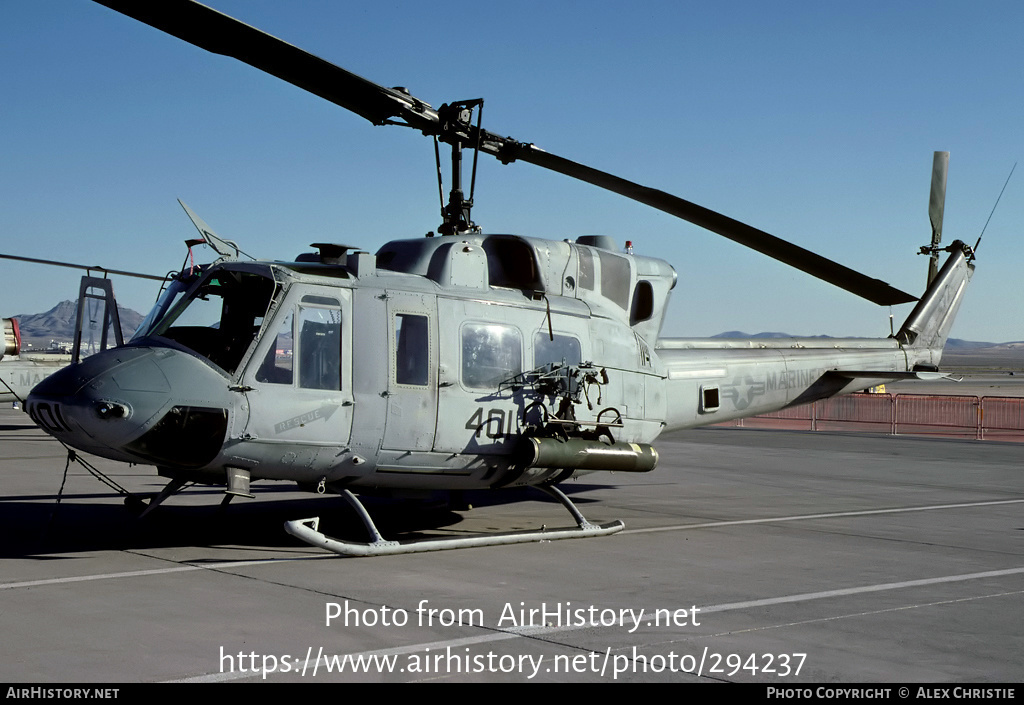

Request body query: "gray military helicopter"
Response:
[25, 0, 974, 556]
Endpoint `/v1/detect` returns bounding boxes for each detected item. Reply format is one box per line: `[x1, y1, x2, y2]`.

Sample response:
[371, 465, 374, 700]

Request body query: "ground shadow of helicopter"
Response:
[0, 482, 617, 560]
[22, 1, 975, 556]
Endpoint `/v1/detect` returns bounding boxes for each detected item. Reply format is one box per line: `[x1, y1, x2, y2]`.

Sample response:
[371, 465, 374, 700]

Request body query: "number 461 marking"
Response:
[465, 407, 517, 439]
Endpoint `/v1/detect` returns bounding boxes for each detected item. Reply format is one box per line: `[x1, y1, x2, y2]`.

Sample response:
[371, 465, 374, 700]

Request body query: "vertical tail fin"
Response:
[895, 240, 973, 367]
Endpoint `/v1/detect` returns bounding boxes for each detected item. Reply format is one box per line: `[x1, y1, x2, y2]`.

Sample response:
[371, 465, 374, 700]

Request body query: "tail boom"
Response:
[652, 243, 973, 433]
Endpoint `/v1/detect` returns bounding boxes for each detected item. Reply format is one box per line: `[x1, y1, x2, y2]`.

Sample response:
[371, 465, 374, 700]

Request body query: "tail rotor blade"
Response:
[929, 152, 949, 245]
[927, 151, 949, 285]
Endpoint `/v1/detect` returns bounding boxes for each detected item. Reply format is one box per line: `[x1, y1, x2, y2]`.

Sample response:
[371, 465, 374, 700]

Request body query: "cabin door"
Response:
[381, 292, 438, 451]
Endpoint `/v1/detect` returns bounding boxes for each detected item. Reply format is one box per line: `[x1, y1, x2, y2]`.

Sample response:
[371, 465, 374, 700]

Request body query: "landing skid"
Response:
[284, 485, 624, 557]
[125, 477, 187, 518]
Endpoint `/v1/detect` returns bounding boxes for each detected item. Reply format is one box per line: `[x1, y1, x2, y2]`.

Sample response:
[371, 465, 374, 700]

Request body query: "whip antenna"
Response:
[974, 161, 1016, 254]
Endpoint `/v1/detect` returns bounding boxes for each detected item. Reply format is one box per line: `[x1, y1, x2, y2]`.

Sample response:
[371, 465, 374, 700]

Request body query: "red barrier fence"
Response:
[718, 394, 1024, 442]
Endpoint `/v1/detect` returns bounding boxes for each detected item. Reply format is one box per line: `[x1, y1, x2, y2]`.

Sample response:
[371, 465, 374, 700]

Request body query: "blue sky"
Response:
[2, 1, 1022, 342]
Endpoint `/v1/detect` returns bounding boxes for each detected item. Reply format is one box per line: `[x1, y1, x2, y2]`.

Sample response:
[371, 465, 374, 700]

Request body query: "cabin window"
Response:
[461, 323, 522, 389]
[534, 332, 582, 368]
[395, 313, 429, 386]
[297, 304, 341, 391]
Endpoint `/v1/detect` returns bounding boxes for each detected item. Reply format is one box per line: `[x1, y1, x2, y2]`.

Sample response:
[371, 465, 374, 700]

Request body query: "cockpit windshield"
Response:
[132, 266, 277, 375]
[131, 273, 200, 343]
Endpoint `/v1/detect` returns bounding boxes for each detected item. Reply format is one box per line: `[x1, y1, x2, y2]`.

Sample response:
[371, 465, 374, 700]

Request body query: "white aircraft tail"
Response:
[2, 317, 20, 361]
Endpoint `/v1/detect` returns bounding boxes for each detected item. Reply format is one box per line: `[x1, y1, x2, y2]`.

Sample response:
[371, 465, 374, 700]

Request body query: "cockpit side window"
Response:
[297, 304, 341, 391]
[255, 299, 341, 391]
[255, 309, 294, 385]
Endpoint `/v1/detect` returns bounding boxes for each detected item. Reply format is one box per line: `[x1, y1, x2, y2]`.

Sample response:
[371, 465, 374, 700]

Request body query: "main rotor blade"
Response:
[0, 253, 164, 281]
[500, 145, 918, 305]
[91, 0, 918, 306]
[91, 0, 440, 132]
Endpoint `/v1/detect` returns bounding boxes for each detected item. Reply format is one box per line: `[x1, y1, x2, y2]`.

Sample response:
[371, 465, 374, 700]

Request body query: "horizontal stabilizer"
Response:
[828, 370, 960, 382]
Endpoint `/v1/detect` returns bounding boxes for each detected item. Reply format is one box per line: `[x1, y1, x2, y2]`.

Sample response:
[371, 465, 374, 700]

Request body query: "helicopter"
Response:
[24, 0, 973, 556]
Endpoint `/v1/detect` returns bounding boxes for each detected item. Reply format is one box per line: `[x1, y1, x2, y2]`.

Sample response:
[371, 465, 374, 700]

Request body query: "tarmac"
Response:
[1, 403, 1022, 683]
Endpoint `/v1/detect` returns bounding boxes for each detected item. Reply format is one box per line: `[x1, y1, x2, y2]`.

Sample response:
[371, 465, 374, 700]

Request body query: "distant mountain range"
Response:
[712, 331, 1022, 350]
[712, 331, 1024, 368]
[14, 300, 145, 346]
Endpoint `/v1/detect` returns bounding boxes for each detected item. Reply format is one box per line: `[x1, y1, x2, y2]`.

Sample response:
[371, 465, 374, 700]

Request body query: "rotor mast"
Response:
[436, 100, 484, 235]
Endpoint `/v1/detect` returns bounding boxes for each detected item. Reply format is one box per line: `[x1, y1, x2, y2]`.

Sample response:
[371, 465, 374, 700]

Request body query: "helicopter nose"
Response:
[26, 345, 232, 470]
